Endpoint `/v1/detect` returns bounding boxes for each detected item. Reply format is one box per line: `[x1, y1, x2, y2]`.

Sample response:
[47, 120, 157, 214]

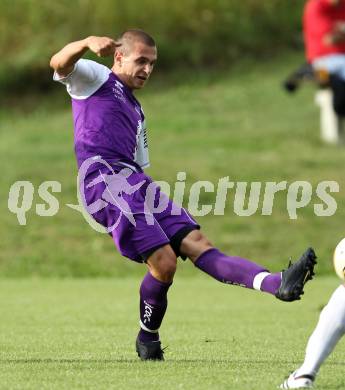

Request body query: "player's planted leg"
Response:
[136, 245, 176, 361]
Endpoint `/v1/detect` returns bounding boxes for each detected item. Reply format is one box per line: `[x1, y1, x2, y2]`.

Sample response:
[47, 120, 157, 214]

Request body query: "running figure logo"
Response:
[67, 157, 145, 232]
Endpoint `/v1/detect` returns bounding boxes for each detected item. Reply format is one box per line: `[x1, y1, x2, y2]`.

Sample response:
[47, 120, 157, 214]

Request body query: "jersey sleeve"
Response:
[53, 59, 111, 99]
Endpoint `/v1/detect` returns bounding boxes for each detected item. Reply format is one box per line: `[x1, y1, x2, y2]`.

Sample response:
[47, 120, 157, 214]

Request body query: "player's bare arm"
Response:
[50, 36, 118, 77]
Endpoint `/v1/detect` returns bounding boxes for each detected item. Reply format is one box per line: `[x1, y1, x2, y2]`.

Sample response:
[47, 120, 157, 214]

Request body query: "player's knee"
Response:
[180, 230, 213, 263]
[190, 230, 212, 246]
[147, 246, 177, 282]
[159, 259, 177, 282]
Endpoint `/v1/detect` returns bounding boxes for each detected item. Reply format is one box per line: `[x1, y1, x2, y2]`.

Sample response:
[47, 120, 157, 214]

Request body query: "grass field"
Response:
[1, 52, 345, 276]
[0, 276, 344, 389]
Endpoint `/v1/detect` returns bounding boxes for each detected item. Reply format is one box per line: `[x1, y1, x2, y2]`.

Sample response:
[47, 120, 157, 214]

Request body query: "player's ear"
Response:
[114, 51, 124, 66]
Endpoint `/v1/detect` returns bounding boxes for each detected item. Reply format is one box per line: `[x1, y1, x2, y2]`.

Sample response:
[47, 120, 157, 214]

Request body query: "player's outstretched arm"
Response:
[50, 36, 118, 77]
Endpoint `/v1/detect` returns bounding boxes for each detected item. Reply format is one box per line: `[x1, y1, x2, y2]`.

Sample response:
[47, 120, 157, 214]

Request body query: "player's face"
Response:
[119, 42, 157, 90]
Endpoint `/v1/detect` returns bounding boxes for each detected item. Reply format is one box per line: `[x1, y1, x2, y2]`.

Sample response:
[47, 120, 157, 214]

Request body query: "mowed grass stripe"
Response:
[0, 277, 344, 389]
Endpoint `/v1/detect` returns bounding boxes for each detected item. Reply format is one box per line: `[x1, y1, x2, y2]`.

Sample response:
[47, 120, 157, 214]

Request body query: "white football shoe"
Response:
[279, 371, 314, 389]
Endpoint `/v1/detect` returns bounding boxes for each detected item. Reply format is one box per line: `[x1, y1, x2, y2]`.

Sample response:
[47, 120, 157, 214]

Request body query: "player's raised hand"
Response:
[87, 36, 120, 57]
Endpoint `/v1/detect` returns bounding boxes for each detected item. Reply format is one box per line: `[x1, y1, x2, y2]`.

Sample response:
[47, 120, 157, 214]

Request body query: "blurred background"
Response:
[1, 0, 344, 277]
[0, 0, 303, 89]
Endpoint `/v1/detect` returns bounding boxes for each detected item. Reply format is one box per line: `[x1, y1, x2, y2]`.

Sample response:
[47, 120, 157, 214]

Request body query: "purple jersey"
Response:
[54, 59, 199, 262]
[54, 59, 149, 170]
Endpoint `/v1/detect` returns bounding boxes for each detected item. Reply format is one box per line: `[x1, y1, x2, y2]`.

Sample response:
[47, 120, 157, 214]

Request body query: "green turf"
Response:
[1, 52, 345, 276]
[0, 276, 344, 389]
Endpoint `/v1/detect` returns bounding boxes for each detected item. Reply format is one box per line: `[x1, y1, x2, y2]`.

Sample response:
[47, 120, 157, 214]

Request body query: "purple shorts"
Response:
[81, 164, 199, 262]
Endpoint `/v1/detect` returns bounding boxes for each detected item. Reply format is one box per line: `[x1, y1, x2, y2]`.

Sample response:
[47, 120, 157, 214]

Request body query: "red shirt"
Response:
[304, 0, 345, 62]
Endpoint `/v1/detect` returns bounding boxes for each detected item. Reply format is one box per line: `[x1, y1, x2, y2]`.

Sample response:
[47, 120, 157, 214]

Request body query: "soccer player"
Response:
[50, 30, 317, 361]
[304, 0, 345, 117]
[280, 284, 345, 388]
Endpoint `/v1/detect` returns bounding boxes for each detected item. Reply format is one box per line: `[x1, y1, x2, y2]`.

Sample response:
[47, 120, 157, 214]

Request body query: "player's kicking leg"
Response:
[135, 244, 177, 361]
[279, 285, 345, 389]
[180, 230, 317, 302]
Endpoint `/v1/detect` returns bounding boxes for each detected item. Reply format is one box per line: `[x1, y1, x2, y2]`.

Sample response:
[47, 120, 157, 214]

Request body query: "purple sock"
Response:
[260, 273, 282, 295]
[138, 272, 172, 343]
[194, 248, 281, 295]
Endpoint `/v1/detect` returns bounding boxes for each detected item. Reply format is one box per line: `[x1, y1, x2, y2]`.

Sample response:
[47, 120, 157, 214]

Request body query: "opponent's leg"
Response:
[136, 244, 176, 360]
[180, 230, 316, 301]
[280, 285, 345, 388]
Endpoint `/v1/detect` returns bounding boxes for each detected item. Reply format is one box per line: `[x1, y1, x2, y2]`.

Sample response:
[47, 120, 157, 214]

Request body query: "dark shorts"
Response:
[82, 164, 199, 263]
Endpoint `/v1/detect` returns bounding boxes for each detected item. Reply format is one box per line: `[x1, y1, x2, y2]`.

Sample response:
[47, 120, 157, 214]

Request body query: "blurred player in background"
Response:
[304, 0, 345, 114]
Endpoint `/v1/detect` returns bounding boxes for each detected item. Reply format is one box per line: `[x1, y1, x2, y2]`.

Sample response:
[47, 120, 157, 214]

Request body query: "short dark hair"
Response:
[116, 29, 156, 55]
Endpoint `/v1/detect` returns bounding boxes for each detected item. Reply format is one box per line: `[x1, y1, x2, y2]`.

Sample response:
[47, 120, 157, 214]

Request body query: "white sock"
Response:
[296, 284, 345, 378]
[253, 272, 271, 291]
